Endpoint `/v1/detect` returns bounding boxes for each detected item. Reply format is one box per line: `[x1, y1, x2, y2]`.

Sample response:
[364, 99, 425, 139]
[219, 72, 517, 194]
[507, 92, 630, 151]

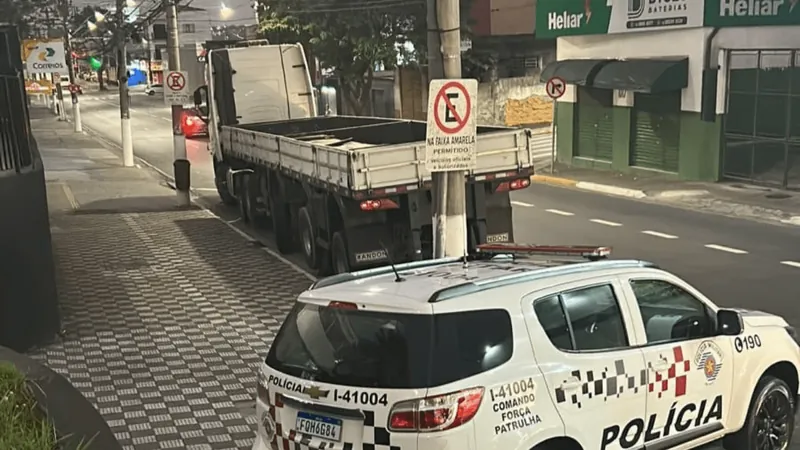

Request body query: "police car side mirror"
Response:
[716, 309, 743, 336]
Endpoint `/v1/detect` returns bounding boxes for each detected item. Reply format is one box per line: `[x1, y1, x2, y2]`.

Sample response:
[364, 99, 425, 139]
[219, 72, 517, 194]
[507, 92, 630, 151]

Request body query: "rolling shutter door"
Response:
[575, 87, 614, 161]
[630, 92, 681, 172]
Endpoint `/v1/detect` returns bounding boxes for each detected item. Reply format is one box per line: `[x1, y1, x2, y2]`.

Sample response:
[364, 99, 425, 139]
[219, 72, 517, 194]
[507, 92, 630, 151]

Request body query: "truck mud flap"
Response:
[342, 225, 396, 270]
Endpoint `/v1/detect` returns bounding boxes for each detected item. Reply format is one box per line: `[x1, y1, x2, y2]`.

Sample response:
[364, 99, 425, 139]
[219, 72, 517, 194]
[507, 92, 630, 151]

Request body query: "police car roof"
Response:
[299, 257, 656, 313]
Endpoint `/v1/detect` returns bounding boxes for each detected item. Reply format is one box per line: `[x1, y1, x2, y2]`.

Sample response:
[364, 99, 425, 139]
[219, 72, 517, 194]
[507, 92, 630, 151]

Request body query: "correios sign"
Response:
[537, 0, 800, 37]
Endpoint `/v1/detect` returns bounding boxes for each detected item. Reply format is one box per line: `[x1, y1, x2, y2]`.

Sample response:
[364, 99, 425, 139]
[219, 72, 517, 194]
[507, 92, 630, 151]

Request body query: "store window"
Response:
[724, 50, 800, 188]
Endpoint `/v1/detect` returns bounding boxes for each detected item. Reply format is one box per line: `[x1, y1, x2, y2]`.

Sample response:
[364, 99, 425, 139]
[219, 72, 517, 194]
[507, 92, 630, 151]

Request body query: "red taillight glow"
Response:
[327, 301, 358, 310]
[359, 198, 399, 211]
[495, 178, 531, 192]
[388, 387, 484, 432]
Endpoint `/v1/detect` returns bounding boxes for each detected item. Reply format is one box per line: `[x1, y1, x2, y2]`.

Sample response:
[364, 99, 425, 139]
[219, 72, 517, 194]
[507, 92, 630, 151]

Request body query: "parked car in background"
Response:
[182, 106, 208, 138]
[144, 84, 163, 96]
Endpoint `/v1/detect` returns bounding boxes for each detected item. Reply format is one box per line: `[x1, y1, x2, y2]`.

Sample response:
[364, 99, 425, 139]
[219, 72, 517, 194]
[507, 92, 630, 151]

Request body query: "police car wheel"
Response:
[723, 375, 794, 450]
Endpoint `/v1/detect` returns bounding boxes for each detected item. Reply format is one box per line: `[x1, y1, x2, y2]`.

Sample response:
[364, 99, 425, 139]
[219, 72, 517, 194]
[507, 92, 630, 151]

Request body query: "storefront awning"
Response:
[539, 59, 613, 85]
[592, 58, 689, 93]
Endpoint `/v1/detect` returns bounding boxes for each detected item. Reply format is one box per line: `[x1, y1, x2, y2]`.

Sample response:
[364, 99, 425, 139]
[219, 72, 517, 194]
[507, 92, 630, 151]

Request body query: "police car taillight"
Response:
[256, 370, 269, 404]
[388, 387, 484, 432]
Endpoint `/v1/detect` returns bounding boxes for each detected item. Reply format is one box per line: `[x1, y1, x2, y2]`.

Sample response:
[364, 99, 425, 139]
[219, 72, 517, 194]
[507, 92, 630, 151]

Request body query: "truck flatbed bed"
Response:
[221, 116, 534, 197]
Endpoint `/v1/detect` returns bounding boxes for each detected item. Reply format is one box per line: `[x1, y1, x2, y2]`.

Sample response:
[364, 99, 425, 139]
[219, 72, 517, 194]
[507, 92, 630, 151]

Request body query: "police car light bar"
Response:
[476, 243, 612, 259]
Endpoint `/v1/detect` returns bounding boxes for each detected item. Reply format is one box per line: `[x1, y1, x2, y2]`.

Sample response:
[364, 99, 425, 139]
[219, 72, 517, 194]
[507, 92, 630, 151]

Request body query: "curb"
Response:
[531, 175, 647, 199]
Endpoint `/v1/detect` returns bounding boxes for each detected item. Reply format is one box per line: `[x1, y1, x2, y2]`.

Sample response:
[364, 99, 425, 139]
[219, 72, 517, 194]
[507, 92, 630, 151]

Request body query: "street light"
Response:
[94, 11, 106, 22]
[87, 21, 98, 31]
[220, 2, 233, 19]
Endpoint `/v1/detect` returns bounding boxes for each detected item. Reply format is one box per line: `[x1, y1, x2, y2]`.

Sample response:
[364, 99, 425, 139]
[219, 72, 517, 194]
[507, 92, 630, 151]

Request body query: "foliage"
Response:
[0, 0, 50, 38]
[258, 0, 480, 114]
[0, 363, 57, 450]
[259, 0, 426, 114]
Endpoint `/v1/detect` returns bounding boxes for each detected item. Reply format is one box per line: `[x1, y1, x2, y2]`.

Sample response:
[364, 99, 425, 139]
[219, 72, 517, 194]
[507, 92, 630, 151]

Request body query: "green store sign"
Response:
[537, 0, 800, 38]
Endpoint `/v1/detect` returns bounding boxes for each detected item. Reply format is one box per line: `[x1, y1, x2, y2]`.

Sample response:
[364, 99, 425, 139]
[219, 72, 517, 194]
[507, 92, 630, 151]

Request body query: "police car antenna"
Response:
[379, 241, 404, 282]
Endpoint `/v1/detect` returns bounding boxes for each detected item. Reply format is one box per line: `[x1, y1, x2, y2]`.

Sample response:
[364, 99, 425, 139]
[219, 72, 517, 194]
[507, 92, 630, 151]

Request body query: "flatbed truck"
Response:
[193, 43, 536, 275]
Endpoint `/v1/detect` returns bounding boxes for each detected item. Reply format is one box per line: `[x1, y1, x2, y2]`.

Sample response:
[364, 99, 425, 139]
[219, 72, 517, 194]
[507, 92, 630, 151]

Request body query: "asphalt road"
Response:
[65, 87, 800, 449]
[72, 89, 800, 322]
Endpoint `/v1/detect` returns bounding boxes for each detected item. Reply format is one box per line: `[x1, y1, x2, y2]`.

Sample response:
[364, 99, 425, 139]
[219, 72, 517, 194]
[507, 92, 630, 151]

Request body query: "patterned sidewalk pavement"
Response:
[28, 107, 312, 449]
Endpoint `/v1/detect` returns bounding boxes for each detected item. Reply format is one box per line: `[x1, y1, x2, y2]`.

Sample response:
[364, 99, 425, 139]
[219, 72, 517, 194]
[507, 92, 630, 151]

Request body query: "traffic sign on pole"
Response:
[425, 78, 478, 172]
[546, 76, 567, 99]
[164, 70, 189, 105]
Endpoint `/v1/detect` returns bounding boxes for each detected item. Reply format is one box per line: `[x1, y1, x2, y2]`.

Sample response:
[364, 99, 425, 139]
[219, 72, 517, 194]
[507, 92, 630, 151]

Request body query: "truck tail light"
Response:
[359, 198, 399, 211]
[495, 178, 531, 192]
[388, 387, 484, 432]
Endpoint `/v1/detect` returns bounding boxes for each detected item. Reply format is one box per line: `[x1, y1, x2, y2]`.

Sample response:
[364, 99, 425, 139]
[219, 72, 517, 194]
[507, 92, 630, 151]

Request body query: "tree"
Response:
[0, 0, 47, 38]
[258, 0, 424, 115]
[69, 5, 114, 89]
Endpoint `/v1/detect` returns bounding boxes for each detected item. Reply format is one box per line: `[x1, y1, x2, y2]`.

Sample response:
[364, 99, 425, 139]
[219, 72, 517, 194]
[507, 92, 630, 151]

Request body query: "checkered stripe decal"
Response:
[269, 392, 401, 450]
[649, 346, 689, 399]
[554, 345, 688, 408]
[30, 210, 312, 449]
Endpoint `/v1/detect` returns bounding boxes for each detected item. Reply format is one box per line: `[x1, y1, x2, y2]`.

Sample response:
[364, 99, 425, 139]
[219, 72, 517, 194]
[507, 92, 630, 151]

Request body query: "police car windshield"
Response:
[266, 302, 513, 389]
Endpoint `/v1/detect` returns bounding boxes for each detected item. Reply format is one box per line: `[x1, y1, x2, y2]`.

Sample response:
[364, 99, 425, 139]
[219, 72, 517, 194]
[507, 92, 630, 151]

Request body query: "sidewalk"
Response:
[28, 106, 312, 450]
[532, 164, 800, 227]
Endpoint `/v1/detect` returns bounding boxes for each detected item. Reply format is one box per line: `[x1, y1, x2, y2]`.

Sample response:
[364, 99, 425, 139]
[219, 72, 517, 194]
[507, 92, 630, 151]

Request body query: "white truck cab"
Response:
[253, 244, 800, 450]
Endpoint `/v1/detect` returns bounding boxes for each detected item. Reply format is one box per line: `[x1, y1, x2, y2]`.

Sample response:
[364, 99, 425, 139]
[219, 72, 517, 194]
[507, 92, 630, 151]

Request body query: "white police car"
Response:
[252, 244, 800, 450]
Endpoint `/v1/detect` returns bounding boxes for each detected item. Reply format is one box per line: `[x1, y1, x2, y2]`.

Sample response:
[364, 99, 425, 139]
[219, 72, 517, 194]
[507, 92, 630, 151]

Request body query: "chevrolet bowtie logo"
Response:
[303, 386, 330, 400]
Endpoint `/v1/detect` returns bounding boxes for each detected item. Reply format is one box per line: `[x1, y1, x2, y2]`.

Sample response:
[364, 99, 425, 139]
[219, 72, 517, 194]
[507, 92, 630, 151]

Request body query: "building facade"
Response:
[539, 0, 800, 188]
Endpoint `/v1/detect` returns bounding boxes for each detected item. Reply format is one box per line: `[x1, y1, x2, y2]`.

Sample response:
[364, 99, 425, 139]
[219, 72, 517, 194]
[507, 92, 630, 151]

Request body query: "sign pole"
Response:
[166, 0, 190, 207]
[426, 0, 467, 258]
[545, 76, 566, 175]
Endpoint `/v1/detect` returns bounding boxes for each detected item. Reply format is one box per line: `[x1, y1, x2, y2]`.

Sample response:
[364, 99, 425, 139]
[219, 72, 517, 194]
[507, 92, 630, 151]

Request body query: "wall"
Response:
[478, 76, 553, 127]
[556, 27, 710, 112]
[490, 0, 536, 35]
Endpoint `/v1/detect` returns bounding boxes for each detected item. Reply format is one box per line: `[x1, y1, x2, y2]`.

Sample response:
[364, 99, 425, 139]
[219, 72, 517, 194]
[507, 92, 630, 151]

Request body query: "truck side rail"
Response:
[220, 120, 534, 199]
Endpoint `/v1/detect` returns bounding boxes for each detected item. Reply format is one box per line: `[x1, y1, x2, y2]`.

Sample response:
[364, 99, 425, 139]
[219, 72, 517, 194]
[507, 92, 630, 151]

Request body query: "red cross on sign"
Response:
[546, 76, 566, 99]
[433, 81, 472, 134]
[167, 71, 186, 91]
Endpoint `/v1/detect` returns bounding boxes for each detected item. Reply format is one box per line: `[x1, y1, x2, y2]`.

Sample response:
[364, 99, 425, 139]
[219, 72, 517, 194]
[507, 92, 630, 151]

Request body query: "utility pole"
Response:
[145, 24, 154, 88]
[115, 0, 134, 167]
[62, 20, 82, 132]
[427, 0, 467, 258]
[55, 0, 81, 130]
[166, 0, 190, 206]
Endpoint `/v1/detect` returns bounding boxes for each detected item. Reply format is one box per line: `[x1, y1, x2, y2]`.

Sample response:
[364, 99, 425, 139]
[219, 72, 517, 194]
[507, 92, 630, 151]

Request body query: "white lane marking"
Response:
[590, 219, 622, 227]
[511, 201, 534, 207]
[704, 244, 748, 255]
[781, 261, 800, 268]
[641, 230, 678, 239]
[545, 208, 574, 216]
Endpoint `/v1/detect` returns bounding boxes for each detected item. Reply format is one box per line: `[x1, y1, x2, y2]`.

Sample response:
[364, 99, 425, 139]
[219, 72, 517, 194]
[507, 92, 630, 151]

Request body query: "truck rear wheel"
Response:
[298, 207, 318, 269]
[214, 162, 237, 206]
[247, 173, 269, 228]
[331, 232, 350, 274]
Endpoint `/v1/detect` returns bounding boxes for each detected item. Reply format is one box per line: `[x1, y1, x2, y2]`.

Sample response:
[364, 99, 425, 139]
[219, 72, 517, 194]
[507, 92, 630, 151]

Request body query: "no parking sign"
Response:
[425, 79, 478, 172]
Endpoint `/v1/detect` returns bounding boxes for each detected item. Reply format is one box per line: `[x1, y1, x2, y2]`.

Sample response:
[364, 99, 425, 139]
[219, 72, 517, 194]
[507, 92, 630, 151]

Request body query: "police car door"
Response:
[619, 273, 734, 449]
[524, 277, 647, 450]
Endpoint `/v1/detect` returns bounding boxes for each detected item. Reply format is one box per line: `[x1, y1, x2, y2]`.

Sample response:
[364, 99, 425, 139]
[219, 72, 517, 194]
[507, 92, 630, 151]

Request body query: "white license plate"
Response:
[295, 411, 342, 442]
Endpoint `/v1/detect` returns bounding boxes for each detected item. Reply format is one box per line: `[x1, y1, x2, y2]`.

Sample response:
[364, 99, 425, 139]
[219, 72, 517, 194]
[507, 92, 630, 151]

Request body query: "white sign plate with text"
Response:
[425, 78, 478, 172]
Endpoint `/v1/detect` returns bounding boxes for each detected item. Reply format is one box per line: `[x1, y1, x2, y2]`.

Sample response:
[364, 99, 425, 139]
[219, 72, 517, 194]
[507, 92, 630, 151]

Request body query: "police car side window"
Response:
[534, 284, 629, 352]
[629, 279, 714, 344]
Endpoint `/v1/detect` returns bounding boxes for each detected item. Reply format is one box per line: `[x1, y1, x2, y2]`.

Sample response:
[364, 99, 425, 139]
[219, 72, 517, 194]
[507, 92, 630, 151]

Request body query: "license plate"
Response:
[295, 411, 342, 442]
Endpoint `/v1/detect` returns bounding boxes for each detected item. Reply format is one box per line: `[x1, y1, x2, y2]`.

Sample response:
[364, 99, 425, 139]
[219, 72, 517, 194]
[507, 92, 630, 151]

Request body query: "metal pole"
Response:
[427, 0, 467, 258]
[550, 102, 557, 174]
[115, 0, 134, 167]
[166, 0, 191, 206]
[146, 24, 154, 88]
[64, 30, 82, 132]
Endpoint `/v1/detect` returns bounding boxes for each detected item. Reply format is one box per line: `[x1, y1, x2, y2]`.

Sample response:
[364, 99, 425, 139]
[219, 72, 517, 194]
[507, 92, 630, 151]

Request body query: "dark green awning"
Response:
[592, 58, 689, 93]
[539, 59, 613, 85]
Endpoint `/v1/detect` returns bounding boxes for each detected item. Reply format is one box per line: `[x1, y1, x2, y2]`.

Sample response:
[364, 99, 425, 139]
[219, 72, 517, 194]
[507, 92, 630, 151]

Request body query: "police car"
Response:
[253, 243, 800, 450]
